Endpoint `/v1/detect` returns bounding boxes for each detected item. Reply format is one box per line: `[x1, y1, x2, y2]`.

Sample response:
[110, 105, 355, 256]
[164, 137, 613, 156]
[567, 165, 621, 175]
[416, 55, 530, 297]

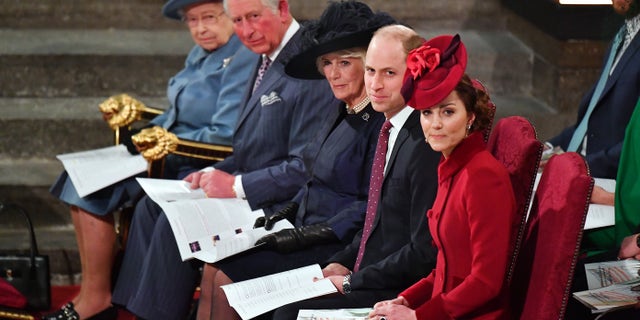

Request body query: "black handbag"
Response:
[0, 202, 51, 310]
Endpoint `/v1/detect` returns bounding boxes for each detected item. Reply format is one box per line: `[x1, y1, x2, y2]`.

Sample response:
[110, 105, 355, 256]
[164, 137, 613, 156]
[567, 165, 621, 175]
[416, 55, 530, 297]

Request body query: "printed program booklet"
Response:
[136, 177, 293, 263]
[221, 264, 337, 320]
[530, 174, 616, 230]
[296, 308, 372, 320]
[573, 259, 640, 313]
[56, 144, 147, 197]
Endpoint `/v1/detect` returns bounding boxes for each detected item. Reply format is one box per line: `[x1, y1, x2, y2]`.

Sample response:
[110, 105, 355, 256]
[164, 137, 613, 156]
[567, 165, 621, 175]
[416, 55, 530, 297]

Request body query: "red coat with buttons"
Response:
[400, 132, 516, 319]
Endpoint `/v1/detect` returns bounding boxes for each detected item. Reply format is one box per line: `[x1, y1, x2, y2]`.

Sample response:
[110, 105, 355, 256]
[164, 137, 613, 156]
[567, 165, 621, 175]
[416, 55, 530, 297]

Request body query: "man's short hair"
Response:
[262, 0, 280, 12]
[373, 24, 424, 57]
[223, 0, 281, 13]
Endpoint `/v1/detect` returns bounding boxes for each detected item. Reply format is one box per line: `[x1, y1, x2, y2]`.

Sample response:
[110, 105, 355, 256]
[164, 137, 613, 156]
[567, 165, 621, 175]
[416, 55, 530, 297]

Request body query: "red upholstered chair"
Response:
[510, 152, 593, 320]
[486, 116, 543, 284]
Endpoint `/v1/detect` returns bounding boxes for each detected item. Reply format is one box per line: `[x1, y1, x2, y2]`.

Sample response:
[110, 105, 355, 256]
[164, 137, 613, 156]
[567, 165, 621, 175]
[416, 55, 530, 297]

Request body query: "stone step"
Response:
[0, 29, 192, 97]
[0, 97, 167, 160]
[0, 27, 532, 98]
[416, 28, 534, 98]
[294, 0, 507, 29]
[0, 0, 181, 29]
[0, 0, 505, 30]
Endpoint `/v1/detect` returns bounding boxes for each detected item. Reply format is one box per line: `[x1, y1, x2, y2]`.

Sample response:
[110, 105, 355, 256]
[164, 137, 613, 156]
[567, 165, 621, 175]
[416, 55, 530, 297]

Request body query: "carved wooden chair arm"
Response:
[98, 93, 165, 145]
[131, 126, 233, 163]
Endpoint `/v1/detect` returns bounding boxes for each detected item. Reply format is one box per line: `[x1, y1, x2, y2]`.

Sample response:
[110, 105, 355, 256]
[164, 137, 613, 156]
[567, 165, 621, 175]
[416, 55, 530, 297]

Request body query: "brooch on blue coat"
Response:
[223, 57, 232, 68]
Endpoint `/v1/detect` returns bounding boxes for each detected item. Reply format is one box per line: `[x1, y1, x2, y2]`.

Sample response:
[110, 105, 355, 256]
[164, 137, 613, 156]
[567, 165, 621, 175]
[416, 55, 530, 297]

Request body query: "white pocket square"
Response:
[260, 91, 282, 106]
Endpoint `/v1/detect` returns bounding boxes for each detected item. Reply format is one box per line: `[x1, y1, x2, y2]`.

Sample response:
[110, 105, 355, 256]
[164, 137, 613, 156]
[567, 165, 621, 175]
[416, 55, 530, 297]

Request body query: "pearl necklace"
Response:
[346, 96, 371, 114]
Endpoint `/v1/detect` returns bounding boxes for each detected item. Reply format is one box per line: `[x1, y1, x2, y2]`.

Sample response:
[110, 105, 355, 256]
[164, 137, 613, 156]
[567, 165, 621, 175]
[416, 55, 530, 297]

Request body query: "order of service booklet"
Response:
[56, 144, 148, 197]
[573, 259, 640, 313]
[221, 264, 337, 320]
[296, 308, 372, 320]
[529, 174, 616, 230]
[136, 177, 293, 263]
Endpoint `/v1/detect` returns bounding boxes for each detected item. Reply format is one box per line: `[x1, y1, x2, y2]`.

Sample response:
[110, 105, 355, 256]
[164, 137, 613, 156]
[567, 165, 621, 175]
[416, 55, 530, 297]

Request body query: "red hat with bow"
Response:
[401, 34, 468, 110]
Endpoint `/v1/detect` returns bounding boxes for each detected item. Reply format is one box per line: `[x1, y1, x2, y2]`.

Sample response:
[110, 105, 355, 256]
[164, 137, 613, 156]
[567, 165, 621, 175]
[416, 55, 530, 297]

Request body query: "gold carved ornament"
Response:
[98, 93, 149, 130]
[131, 126, 179, 161]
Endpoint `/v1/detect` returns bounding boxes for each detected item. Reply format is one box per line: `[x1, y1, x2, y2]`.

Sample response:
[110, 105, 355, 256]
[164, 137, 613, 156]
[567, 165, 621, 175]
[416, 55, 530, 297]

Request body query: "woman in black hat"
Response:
[194, 1, 396, 319]
[43, 1, 257, 319]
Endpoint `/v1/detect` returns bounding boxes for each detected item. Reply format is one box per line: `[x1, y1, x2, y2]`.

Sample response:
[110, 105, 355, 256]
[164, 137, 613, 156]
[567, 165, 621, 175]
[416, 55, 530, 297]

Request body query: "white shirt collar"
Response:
[266, 19, 300, 62]
[384, 106, 415, 170]
[388, 106, 414, 131]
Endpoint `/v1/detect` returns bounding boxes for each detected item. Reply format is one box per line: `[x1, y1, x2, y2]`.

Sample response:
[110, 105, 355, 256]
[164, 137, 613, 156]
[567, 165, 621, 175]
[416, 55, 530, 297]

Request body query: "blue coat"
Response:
[215, 30, 338, 213]
[151, 35, 257, 146]
[549, 27, 640, 179]
[51, 35, 256, 215]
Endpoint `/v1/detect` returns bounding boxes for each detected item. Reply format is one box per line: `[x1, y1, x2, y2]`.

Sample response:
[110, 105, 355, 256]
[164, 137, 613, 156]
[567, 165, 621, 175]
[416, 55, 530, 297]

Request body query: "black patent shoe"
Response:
[41, 302, 77, 320]
[40, 304, 117, 320]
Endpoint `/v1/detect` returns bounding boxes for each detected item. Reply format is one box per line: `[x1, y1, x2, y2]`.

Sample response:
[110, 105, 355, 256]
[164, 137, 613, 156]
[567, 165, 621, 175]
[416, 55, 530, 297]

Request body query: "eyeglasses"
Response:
[182, 11, 226, 27]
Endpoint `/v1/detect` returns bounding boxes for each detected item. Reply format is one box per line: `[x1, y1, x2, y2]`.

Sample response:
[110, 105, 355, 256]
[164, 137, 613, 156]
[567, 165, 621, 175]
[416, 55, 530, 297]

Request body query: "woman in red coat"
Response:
[369, 35, 516, 320]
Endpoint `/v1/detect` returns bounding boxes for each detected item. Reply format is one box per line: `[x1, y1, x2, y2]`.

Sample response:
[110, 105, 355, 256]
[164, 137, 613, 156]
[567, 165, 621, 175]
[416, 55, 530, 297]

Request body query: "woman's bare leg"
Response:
[212, 270, 240, 320]
[196, 263, 219, 320]
[69, 206, 84, 306]
[73, 207, 117, 319]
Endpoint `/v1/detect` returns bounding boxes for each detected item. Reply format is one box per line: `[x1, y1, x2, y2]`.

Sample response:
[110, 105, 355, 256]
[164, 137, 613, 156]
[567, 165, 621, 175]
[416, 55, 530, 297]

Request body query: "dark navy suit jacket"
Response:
[328, 110, 440, 291]
[294, 103, 385, 241]
[215, 30, 337, 213]
[549, 27, 640, 179]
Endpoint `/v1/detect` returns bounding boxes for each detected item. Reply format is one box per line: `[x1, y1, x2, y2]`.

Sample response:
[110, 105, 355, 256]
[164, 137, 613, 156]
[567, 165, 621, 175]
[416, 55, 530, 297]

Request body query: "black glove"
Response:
[255, 223, 338, 254]
[120, 127, 140, 155]
[120, 124, 154, 155]
[253, 202, 299, 230]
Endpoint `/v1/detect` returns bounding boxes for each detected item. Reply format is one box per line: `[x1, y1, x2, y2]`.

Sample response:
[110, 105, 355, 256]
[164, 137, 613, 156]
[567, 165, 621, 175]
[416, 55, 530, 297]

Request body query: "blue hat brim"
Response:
[162, 0, 212, 20]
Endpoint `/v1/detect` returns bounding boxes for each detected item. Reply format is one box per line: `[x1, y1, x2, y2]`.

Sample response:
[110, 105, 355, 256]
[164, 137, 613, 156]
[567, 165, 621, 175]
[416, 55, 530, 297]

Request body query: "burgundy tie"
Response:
[253, 56, 271, 93]
[353, 120, 393, 272]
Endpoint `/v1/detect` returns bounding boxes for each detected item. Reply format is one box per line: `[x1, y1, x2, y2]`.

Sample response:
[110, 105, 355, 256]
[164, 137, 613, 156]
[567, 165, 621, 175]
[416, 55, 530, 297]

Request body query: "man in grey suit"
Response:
[273, 24, 441, 319]
[111, 0, 336, 319]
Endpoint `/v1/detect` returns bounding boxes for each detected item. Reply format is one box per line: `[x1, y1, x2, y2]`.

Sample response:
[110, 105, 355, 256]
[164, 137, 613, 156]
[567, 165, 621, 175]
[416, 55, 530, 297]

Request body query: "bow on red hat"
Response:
[401, 34, 468, 110]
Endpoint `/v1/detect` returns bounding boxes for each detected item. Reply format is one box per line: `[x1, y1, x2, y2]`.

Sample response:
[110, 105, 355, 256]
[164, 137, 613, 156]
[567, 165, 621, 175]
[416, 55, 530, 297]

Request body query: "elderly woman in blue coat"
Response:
[44, 0, 256, 319]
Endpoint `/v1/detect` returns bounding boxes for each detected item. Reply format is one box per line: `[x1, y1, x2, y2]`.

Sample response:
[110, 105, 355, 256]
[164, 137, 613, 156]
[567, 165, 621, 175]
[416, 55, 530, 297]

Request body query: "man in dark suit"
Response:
[273, 24, 441, 319]
[546, 0, 640, 180]
[110, 0, 336, 319]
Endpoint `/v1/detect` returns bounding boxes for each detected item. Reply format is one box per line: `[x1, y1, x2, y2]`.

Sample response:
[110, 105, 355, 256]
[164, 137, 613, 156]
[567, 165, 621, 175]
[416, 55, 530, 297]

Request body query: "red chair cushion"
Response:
[487, 116, 542, 283]
[511, 152, 593, 320]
